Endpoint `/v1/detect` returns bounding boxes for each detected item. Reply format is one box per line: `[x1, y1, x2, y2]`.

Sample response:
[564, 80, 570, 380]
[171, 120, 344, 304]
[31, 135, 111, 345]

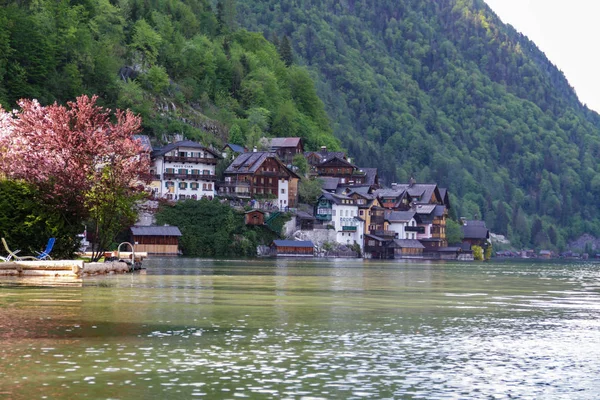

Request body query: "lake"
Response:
[1, 258, 600, 399]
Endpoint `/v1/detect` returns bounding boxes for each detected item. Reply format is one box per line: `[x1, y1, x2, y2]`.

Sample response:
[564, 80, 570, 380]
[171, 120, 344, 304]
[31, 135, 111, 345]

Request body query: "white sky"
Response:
[484, 0, 600, 112]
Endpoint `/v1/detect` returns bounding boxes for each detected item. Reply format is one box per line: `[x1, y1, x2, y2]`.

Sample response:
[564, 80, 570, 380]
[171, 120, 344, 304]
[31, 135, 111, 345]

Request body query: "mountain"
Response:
[236, 0, 600, 249]
[0, 0, 339, 152]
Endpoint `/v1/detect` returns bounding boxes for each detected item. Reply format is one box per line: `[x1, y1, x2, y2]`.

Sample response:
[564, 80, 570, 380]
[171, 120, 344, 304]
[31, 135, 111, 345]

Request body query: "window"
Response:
[269, 178, 272, 184]
[179, 182, 187, 189]
[281, 189, 285, 194]
[207, 184, 212, 191]
[191, 182, 199, 190]
[203, 170, 210, 175]
[178, 168, 188, 175]
[192, 169, 200, 175]
[165, 168, 175, 174]
[165, 181, 174, 188]
[202, 183, 207, 190]
[360, 210, 364, 216]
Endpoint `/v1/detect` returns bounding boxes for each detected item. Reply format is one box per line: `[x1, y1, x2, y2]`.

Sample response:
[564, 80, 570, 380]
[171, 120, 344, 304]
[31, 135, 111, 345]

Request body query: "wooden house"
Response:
[390, 239, 425, 258]
[315, 156, 367, 185]
[461, 220, 490, 248]
[219, 151, 300, 208]
[130, 225, 182, 255]
[269, 137, 304, 164]
[271, 240, 314, 256]
[245, 210, 265, 226]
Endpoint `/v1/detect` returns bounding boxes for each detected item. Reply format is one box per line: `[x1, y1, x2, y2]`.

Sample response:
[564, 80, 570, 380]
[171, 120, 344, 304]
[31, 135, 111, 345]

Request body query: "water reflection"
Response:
[1, 259, 600, 398]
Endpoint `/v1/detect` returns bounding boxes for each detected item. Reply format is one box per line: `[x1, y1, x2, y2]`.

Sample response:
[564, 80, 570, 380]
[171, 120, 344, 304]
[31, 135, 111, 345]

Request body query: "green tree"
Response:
[446, 219, 464, 245]
[279, 35, 293, 67]
[292, 154, 309, 176]
[298, 178, 323, 205]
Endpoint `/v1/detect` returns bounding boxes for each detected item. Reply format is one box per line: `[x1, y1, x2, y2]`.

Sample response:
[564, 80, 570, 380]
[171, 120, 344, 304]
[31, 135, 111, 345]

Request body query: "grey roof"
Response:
[364, 234, 387, 242]
[133, 135, 153, 152]
[434, 205, 446, 217]
[319, 155, 357, 168]
[318, 191, 353, 205]
[153, 140, 221, 158]
[304, 150, 346, 164]
[225, 152, 299, 179]
[270, 137, 302, 148]
[296, 210, 315, 220]
[385, 210, 416, 223]
[461, 221, 489, 240]
[361, 168, 378, 185]
[414, 204, 437, 214]
[438, 246, 461, 252]
[130, 225, 182, 236]
[272, 240, 314, 248]
[224, 143, 246, 153]
[391, 239, 425, 249]
[390, 183, 440, 204]
[321, 177, 341, 191]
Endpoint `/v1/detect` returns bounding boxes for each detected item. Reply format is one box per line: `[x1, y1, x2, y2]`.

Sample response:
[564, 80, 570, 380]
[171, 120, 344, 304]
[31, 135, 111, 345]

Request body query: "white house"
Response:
[150, 140, 221, 200]
[385, 210, 420, 240]
[315, 192, 365, 250]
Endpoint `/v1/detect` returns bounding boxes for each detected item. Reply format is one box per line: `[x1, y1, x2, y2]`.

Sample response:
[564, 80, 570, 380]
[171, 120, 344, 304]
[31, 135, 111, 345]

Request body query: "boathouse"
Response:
[270, 240, 314, 257]
[130, 225, 182, 255]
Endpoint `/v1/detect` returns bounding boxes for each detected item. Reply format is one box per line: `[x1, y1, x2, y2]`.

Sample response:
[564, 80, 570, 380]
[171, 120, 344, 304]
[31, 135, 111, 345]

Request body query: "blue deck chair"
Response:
[35, 237, 55, 260]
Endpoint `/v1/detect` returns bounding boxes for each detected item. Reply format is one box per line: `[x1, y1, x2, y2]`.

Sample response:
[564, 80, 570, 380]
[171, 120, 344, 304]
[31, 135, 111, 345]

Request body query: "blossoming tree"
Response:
[0, 95, 151, 261]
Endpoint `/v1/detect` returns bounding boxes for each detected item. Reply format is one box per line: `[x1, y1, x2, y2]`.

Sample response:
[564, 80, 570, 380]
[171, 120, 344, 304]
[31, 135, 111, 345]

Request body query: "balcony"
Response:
[218, 180, 251, 188]
[163, 173, 218, 181]
[316, 214, 332, 222]
[164, 156, 219, 165]
[406, 226, 425, 233]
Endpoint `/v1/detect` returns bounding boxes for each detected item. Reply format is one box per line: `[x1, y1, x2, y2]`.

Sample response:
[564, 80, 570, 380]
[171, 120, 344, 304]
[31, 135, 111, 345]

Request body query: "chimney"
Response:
[253, 147, 257, 152]
[409, 177, 416, 188]
[320, 145, 327, 154]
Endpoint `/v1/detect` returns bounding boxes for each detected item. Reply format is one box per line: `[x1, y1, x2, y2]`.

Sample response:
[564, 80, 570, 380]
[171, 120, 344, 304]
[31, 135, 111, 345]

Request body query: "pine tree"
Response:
[279, 35, 293, 67]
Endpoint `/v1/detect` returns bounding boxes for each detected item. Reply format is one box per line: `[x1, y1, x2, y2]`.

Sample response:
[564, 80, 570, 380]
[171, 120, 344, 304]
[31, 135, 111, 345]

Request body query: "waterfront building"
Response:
[315, 192, 365, 250]
[150, 140, 221, 200]
[130, 225, 182, 255]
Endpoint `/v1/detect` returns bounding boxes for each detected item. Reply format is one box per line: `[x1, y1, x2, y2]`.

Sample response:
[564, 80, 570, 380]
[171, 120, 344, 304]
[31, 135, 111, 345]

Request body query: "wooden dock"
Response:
[0, 260, 137, 277]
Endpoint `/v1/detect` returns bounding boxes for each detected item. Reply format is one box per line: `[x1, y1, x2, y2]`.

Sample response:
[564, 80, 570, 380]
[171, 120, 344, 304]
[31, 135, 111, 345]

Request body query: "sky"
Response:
[484, 0, 600, 112]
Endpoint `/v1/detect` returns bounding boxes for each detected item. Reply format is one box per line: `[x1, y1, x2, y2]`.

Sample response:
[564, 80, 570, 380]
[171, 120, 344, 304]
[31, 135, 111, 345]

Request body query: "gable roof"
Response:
[361, 168, 379, 186]
[414, 204, 437, 214]
[225, 151, 300, 178]
[318, 155, 357, 169]
[385, 210, 416, 223]
[223, 143, 246, 153]
[461, 220, 490, 240]
[320, 177, 340, 191]
[304, 150, 347, 164]
[318, 191, 355, 206]
[153, 140, 221, 158]
[270, 137, 302, 148]
[130, 225, 182, 236]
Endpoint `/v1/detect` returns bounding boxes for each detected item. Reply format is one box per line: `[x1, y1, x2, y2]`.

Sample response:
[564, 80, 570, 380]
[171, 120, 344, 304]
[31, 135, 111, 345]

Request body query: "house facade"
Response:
[219, 152, 300, 209]
[269, 137, 304, 164]
[130, 225, 182, 255]
[315, 192, 365, 250]
[151, 140, 221, 200]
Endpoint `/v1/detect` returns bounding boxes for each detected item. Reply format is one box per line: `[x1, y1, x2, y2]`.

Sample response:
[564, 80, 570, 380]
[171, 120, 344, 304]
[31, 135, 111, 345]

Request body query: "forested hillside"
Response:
[237, 0, 600, 249]
[0, 0, 339, 152]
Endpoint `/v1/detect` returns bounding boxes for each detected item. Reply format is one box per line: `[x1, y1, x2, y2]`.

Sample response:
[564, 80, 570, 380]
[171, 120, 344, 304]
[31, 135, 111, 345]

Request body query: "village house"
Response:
[374, 180, 450, 250]
[244, 210, 265, 226]
[461, 220, 490, 249]
[149, 140, 221, 200]
[315, 192, 365, 250]
[222, 143, 248, 157]
[219, 151, 300, 209]
[269, 137, 304, 164]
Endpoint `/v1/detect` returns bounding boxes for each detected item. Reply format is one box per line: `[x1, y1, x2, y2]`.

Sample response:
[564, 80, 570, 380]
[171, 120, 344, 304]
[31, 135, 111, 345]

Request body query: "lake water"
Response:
[1, 258, 600, 399]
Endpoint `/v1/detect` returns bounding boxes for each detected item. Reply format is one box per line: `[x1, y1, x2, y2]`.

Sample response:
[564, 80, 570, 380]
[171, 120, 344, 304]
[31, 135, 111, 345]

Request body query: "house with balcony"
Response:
[219, 151, 300, 209]
[150, 140, 221, 200]
[315, 192, 365, 250]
